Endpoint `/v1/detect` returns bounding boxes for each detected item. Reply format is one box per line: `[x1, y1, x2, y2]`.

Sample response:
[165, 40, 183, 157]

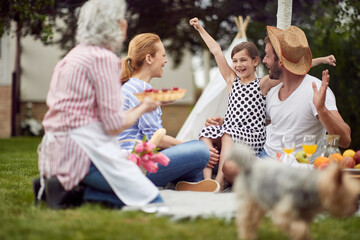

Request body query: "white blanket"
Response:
[123, 190, 360, 221]
[123, 190, 236, 221]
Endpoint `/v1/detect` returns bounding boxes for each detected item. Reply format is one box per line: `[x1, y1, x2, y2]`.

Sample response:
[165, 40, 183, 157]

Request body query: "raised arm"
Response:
[259, 75, 280, 96]
[189, 17, 237, 91]
[312, 70, 351, 148]
[260, 55, 337, 96]
[312, 55, 336, 67]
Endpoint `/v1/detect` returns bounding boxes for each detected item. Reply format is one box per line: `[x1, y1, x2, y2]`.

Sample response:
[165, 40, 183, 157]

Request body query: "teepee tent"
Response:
[177, 16, 252, 141]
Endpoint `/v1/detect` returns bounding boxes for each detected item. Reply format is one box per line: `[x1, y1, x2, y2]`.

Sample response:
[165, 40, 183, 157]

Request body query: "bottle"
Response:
[328, 135, 340, 156]
[320, 135, 340, 157]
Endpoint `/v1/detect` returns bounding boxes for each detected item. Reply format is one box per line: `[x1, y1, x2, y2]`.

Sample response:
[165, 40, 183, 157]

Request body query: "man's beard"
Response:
[269, 62, 281, 80]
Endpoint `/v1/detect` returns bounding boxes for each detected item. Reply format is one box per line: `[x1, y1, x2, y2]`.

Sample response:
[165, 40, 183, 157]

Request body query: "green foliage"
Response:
[129, 0, 360, 150]
[124, 0, 279, 67]
[1, 0, 359, 147]
[304, 0, 360, 150]
[0, 137, 360, 240]
[51, 0, 87, 52]
[127, 0, 360, 150]
[0, 0, 56, 42]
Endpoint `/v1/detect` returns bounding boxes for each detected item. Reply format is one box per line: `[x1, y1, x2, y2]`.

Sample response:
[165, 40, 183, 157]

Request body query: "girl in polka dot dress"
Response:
[190, 18, 337, 190]
[190, 17, 280, 189]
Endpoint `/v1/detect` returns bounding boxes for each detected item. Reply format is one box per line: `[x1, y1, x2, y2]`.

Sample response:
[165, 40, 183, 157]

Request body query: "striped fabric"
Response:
[39, 44, 125, 190]
[118, 78, 163, 151]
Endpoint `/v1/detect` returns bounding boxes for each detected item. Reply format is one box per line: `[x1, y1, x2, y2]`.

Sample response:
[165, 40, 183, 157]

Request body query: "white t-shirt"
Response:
[264, 74, 337, 158]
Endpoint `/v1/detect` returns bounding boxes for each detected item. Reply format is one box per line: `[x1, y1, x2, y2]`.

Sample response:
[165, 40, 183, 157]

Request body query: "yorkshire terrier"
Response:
[228, 144, 359, 240]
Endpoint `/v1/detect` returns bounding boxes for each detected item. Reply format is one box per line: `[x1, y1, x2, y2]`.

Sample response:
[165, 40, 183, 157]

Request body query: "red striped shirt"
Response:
[39, 45, 125, 190]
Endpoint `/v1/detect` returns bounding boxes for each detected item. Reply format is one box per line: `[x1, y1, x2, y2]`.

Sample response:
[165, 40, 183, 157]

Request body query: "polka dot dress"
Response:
[199, 77, 266, 154]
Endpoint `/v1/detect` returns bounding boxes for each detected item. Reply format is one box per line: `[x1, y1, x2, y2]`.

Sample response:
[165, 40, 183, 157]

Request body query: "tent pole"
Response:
[276, 0, 293, 29]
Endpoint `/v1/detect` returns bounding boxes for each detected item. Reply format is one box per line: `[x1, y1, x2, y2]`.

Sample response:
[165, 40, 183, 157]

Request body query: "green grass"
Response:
[0, 137, 359, 240]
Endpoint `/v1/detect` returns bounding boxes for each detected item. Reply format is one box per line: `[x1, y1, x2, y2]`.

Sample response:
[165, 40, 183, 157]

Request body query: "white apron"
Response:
[39, 122, 159, 207]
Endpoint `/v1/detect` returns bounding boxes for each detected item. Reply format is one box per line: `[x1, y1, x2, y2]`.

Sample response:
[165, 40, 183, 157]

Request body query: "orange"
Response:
[314, 156, 329, 168]
[328, 153, 343, 163]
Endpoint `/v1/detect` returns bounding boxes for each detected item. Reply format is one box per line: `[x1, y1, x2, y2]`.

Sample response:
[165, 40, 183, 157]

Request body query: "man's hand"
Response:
[312, 69, 351, 148]
[312, 69, 329, 112]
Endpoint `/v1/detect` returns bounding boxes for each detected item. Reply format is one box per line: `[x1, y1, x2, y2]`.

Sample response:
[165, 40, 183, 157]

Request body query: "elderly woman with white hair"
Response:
[36, 0, 161, 209]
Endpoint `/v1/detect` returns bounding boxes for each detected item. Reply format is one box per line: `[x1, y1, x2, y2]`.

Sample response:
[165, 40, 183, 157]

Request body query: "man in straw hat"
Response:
[260, 25, 350, 159]
[222, 25, 351, 184]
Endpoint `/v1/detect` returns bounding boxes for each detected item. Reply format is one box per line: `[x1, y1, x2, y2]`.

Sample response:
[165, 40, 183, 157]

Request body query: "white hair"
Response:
[76, 0, 127, 51]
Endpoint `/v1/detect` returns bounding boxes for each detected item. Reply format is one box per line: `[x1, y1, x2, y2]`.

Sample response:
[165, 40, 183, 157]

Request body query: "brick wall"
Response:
[0, 86, 12, 137]
[19, 102, 48, 123]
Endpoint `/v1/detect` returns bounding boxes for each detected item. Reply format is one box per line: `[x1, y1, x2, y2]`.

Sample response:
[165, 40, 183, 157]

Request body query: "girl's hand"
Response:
[323, 55, 336, 66]
[207, 146, 219, 168]
[141, 97, 160, 113]
[260, 75, 270, 81]
[189, 17, 202, 30]
[205, 116, 223, 127]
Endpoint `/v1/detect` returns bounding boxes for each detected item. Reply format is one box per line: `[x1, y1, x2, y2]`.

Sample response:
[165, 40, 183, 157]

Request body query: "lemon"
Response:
[343, 149, 356, 158]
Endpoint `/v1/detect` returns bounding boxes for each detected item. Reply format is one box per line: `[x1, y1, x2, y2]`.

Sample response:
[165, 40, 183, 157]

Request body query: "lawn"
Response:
[0, 137, 359, 240]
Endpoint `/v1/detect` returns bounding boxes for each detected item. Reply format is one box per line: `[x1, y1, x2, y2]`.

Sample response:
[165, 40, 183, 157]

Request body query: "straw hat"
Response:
[267, 25, 312, 75]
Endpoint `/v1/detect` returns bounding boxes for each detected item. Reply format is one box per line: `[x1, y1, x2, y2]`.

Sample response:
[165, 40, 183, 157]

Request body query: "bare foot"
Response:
[214, 176, 225, 192]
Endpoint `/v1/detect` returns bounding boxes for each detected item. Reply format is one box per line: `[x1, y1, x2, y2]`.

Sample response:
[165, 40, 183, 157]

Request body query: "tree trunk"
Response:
[277, 0, 293, 29]
[11, 22, 21, 136]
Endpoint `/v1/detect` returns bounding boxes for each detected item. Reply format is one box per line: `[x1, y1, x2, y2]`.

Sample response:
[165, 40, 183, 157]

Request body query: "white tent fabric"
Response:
[176, 37, 247, 141]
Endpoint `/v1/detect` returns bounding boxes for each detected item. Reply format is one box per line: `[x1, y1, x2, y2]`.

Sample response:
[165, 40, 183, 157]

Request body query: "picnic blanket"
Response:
[123, 190, 236, 221]
[123, 189, 360, 222]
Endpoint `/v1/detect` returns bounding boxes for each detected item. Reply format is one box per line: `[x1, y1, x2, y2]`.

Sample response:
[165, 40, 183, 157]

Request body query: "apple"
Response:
[295, 151, 309, 164]
[343, 149, 356, 158]
[353, 150, 360, 164]
[341, 156, 355, 169]
[354, 164, 360, 169]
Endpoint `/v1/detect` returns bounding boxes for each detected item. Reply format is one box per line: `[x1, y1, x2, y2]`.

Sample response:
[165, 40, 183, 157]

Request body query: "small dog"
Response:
[228, 144, 359, 240]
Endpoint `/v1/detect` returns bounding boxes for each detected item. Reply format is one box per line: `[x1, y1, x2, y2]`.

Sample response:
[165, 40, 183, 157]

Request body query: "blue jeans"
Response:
[82, 163, 163, 208]
[81, 140, 209, 207]
[257, 148, 270, 159]
[147, 140, 210, 186]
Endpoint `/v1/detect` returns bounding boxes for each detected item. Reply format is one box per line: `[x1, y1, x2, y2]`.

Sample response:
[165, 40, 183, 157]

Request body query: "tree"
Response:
[2, 0, 359, 149]
[125, 0, 360, 149]
[52, 0, 279, 66]
[304, 0, 360, 150]
[0, 0, 87, 136]
[124, 0, 320, 67]
[51, 0, 87, 52]
[0, 0, 56, 135]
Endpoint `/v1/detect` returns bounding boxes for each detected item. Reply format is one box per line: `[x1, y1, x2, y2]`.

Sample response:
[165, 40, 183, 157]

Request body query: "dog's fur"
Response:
[228, 144, 359, 240]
